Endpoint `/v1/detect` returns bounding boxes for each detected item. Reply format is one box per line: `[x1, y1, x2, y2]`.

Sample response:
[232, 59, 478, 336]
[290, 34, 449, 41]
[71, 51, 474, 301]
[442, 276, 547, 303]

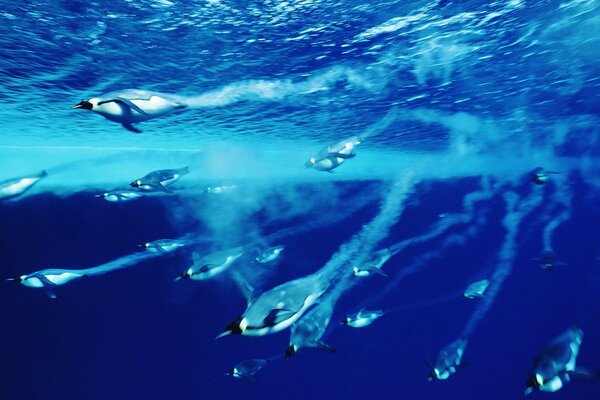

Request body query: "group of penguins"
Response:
[1, 89, 599, 395]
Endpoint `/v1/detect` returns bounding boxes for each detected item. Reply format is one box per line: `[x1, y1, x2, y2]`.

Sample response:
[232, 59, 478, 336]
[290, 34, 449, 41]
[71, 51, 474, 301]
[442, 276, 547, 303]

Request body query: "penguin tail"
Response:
[39, 170, 48, 178]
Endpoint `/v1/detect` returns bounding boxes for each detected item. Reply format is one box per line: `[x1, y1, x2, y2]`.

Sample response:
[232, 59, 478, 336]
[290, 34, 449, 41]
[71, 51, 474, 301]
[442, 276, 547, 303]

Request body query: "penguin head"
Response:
[216, 317, 245, 339]
[303, 158, 317, 169]
[285, 345, 297, 358]
[176, 270, 191, 280]
[72, 100, 94, 110]
[525, 375, 539, 394]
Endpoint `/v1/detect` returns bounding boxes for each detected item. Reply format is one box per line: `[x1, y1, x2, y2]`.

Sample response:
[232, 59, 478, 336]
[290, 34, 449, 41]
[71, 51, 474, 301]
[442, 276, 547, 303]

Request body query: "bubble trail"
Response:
[542, 178, 572, 252]
[461, 189, 544, 338]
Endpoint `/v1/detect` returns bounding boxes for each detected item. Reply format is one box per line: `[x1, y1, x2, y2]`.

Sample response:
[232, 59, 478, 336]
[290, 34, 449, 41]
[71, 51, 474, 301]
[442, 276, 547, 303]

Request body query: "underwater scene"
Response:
[2, 0, 600, 399]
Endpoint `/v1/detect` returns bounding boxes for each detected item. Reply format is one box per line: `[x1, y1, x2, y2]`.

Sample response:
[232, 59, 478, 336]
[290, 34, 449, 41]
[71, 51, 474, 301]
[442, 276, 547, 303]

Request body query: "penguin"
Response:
[95, 188, 145, 202]
[426, 337, 468, 380]
[256, 245, 284, 264]
[463, 279, 490, 299]
[9, 269, 87, 298]
[0, 170, 47, 200]
[533, 250, 567, 271]
[217, 272, 330, 338]
[286, 298, 336, 358]
[341, 309, 384, 328]
[72, 89, 187, 133]
[353, 248, 394, 278]
[530, 167, 560, 185]
[177, 247, 244, 281]
[525, 327, 598, 394]
[352, 265, 388, 278]
[304, 136, 363, 173]
[130, 167, 189, 193]
[140, 238, 189, 254]
[226, 359, 269, 383]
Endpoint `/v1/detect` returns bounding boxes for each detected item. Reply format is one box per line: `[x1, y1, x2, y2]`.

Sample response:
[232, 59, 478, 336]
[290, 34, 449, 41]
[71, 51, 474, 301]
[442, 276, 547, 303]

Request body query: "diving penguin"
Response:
[463, 279, 490, 299]
[226, 359, 269, 383]
[426, 337, 468, 380]
[533, 250, 567, 271]
[130, 167, 189, 193]
[341, 309, 384, 328]
[72, 89, 187, 133]
[255, 245, 284, 264]
[217, 272, 330, 338]
[525, 327, 599, 394]
[177, 247, 244, 281]
[530, 167, 560, 185]
[0, 170, 47, 201]
[95, 188, 145, 202]
[352, 248, 395, 278]
[140, 238, 189, 254]
[8, 269, 87, 298]
[304, 135, 363, 173]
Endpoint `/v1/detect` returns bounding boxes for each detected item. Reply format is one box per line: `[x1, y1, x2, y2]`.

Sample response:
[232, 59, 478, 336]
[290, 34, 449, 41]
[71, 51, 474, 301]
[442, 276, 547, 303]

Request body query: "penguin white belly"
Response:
[314, 158, 342, 171]
[243, 292, 321, 336]
[132, 96, 179, 115]
[46, 272, 82, 285]
[348, 318, 372, 328]
[0, 178, 36, 196]
[21, 277, 44, 288]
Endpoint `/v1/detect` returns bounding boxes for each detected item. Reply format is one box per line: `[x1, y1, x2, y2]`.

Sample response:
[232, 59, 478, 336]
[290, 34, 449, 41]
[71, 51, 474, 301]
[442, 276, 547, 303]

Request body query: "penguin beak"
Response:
[216, 317, 244, 339]
[72, 100, 93, 110]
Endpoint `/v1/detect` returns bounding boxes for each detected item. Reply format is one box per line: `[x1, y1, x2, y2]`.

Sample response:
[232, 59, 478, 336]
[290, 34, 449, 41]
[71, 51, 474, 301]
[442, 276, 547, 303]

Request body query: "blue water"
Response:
[1, 0, 600, 399]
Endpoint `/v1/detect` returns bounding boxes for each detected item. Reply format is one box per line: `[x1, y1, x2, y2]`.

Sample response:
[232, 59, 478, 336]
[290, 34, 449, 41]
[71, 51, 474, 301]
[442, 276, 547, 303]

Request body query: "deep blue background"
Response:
[1, 178, 599, 400]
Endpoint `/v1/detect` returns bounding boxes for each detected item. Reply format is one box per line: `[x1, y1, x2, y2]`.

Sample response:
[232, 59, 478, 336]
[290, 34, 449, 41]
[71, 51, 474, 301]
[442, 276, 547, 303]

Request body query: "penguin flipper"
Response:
[44, 287, 57, 299]
[122, 123, 142, 133]
[155, 246, 168, 254]
[264, 308, 295, 326]
[114, 97, 150, 115]
[569, 367, 600, 381]
[159, 183, 174, 193]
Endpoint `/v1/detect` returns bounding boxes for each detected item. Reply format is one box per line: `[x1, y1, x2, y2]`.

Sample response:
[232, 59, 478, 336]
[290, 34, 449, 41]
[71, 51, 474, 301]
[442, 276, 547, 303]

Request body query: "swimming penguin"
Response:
[341, 309, 384, 328]
[304, 135, 363, 173]
[352, 248, 395, 278]
[217, 272, 330, 338]
[530, 167, 560, 185]
[256, 245, 285, 264]
[0, 170, 47, 200]
[140, 238, 189, 254]
[177, 247, 244, 281]
[95, 188, 145, 202]
[525, 327, 598, 394]
[8, 269, 87, 298]
[130, 167, 189, 193]
[426, 337, 468, 380]
[533, 250, 567, 271]
[352, 265, 388, 278]
[463, 279, 490, 299]
[72, 89, 187, 133]
[286, 297, 336, 358]
[226, 359, 269, 383]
